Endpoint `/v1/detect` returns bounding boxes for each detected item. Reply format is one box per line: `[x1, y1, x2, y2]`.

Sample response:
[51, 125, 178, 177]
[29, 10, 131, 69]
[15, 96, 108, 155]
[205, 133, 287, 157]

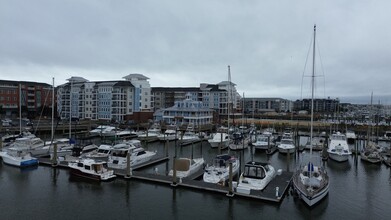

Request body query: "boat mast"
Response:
[69, 80, 72, 140]
[19, 83, 22, 134]
[310, 24, 316, 156]
[51, 77, 55, 144]
[227, 65, 231, 130]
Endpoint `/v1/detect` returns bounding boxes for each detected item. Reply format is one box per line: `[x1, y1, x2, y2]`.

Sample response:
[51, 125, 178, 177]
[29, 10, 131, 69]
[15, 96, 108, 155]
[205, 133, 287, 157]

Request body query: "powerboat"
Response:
[304, 136, 325, 151]
[82, 144, 113, 161]
[168, 157, 205, 178]
[157, 129, 178, 141]
[8, 137, 49, 157]
[0, 147, 39, 167]
[107, 142, 156, 169]
[277, 135, 296, 154]
[327, 132, 351, 162]
[89, 125, 114, 136]
[68, 158, 116, 181]
[345, 130, 356, 144]
[137, 125, 161, 142]
[179, 124, 201, 146]
[236, 161, 277, 193]
[208, 132, 230, 149]
[203, 154, 239, 184]
[252, 134, 274, 151]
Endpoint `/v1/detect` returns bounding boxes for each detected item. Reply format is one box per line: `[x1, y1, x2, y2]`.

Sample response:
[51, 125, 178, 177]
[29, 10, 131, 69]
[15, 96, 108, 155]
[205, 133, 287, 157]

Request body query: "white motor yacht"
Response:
[236, 161, 277, 194]
[253, 134, 275, 151]
[168, 157, 205, 178]
[277, 136, 296, 154]
[0, 147, 39, 167]
[107, 143, 156, 169]
[68, 158, 116, 181]
[208, 132, 230, 149]
[327, 132, 351, 162]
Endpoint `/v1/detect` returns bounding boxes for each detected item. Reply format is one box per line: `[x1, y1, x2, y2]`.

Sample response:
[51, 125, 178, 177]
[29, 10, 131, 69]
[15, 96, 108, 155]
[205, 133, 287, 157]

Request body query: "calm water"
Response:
[1, 138, 391, 220]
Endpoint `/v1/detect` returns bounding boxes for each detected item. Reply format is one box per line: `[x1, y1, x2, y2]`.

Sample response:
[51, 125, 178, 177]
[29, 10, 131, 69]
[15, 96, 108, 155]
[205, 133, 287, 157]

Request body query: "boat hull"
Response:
[0, 153, 39, 167]
[70, 169, 115, 181]
[294, 180, 329, 207]
[328, 152, 349, 162]
[278, 147, 295, 154]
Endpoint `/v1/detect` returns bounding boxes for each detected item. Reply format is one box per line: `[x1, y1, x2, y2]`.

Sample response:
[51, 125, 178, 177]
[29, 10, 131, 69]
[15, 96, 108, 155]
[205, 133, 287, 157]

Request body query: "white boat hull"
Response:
[294, 180, 329, 207]
[203, 161, 239, 184]
[328, 152, 349, 162]
[278, 147, 295, 154]
[0, 152, 39, 167]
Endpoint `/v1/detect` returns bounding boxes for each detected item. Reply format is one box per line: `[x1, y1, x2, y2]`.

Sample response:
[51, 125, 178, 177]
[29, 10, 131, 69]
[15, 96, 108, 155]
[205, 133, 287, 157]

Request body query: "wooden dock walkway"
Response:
[236, 171, 293, 202]
[37, 155, 293, 203]
[116, 166, 293, 203]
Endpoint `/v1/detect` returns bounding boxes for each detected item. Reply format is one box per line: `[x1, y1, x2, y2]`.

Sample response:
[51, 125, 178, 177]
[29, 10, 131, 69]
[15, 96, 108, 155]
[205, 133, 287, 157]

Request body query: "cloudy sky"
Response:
[1, 0, 390, 104]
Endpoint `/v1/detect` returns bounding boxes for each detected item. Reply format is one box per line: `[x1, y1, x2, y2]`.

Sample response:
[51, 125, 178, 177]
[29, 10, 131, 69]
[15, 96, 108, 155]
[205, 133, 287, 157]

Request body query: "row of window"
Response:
[0, 89, 17, 94]
[0, 97, 17, 101]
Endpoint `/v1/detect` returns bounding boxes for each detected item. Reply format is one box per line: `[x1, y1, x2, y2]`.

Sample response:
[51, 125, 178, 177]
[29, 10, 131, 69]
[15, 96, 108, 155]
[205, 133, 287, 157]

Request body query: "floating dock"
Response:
[114, 164, 293, 203]
[37, 154, 293, 203]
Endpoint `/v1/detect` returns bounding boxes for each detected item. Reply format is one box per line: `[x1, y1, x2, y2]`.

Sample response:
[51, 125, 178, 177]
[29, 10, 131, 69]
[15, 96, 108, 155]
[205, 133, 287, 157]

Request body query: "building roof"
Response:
[67, 76, 88, 83]
[152, 87, 200, 92]
[0, 80, 51, 88]
[123, 74, 149, 81]
[217, 81, 236, 86]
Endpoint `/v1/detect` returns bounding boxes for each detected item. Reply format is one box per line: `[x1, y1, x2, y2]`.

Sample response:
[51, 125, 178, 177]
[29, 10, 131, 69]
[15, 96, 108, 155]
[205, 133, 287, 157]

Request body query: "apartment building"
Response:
[0, 80, 54, 118]
[57, 74, 152, 122]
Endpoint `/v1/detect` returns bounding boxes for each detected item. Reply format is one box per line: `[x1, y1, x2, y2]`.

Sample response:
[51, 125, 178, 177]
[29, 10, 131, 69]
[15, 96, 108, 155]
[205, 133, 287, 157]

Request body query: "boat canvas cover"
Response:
[175, 159, 190, 171]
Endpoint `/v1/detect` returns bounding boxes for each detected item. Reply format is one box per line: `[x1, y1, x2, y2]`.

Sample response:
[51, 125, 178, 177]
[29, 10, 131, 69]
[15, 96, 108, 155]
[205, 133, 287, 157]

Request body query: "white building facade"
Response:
[57, 74, 151, 122]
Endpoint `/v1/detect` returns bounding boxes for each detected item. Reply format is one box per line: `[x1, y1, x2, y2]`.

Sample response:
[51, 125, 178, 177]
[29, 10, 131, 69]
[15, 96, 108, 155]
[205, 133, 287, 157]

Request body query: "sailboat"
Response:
[292, 25, 330, 207]
[360, 93, 382, 164]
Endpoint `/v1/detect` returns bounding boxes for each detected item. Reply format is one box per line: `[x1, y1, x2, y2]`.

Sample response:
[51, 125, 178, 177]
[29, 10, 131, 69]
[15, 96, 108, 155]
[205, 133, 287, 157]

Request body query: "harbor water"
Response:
[1, 138, 391, 220]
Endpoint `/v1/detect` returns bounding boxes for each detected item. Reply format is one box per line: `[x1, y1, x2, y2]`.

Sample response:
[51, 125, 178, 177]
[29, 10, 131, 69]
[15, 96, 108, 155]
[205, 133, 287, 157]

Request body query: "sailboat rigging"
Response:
[292, 25, 330, 207]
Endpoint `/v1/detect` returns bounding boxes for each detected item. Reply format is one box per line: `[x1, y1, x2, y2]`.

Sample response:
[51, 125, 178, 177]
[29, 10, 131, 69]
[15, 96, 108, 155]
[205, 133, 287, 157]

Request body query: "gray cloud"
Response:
[1, 0, 390, 103]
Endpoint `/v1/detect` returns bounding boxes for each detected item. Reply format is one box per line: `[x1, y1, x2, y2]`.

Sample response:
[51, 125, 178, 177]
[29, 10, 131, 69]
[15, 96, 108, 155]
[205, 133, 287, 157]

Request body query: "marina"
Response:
[34, 139, 294, 203]
[1, 136, 391, 219]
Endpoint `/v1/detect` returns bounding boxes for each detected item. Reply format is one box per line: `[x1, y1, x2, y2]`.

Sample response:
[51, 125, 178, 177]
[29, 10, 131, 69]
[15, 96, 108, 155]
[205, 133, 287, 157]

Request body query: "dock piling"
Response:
[226, 161, 234, 197]
[51, 143, 58, 167]
[165, 139, 169, 157]
[171, 156, 178, 187]
[125, 152, 132, 179]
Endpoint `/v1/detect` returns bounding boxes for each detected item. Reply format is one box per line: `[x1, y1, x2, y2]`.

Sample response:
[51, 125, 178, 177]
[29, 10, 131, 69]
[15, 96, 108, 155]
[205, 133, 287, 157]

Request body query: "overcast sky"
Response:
[1, 0, 390, 104]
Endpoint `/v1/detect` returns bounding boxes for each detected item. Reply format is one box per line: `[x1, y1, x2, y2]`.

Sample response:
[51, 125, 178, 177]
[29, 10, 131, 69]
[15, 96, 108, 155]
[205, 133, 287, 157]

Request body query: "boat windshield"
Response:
[243, 166, 266, 179]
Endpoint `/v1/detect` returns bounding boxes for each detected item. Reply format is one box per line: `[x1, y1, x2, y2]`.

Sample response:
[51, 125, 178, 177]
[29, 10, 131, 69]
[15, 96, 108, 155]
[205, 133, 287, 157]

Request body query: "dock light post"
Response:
[125, 152, 132, 179]
[226, 161, 234, 197]
[51, 143, 58, 167]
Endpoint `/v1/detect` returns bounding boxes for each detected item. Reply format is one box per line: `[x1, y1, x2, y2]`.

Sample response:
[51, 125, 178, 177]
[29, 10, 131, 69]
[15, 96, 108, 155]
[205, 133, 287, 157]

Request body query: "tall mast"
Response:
[69, 80, 72, 140]
[51, 77, 55, 143]
[227, 65, 231, 130]
[19, 83, 22, 134]
[310, 24, 316, 155]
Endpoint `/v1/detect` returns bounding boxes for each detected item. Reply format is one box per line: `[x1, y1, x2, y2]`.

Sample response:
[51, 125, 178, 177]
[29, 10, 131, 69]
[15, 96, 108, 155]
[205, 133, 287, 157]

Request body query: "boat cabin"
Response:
[243, 162, 269, 179]
[76, 160, 108, 173]
[212, 154, 235, 167]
